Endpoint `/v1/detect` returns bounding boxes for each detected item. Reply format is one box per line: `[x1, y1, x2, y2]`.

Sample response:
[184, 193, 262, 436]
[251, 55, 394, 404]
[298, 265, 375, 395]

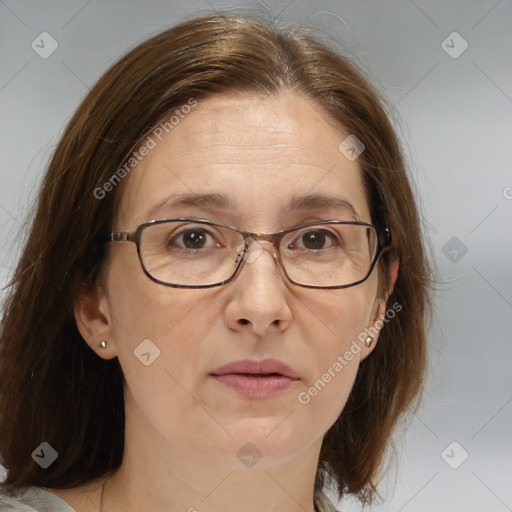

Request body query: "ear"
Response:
[361, 257, 400, 358]
[73, 283, 118, 360]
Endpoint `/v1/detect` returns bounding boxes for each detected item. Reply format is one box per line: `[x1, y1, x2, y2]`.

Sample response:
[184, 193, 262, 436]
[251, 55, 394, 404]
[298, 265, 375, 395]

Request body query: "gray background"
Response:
[1, 1, 511, 510]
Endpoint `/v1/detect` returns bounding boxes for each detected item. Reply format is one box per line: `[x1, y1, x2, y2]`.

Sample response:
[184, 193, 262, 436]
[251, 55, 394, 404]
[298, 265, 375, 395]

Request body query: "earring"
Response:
[365, 336, 374, 347]
[98, 340, 107, 350]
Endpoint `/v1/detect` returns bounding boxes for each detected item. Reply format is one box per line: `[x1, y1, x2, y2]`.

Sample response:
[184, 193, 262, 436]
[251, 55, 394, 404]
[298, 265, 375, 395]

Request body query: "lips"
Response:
[210, 358, 300, 398]
[210, 358, 299, 379]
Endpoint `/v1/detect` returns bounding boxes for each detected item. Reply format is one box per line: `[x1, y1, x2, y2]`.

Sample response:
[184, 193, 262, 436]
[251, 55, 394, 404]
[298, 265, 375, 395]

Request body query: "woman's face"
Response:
[78, 91, 394, 469]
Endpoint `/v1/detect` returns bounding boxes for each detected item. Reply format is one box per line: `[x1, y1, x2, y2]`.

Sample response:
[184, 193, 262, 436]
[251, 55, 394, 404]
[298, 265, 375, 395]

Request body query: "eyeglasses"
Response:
[104, 218, 391, 289]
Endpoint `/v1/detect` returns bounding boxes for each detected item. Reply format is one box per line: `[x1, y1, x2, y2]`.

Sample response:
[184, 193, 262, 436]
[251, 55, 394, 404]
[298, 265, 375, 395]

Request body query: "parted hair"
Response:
[0, 12, 432, 505]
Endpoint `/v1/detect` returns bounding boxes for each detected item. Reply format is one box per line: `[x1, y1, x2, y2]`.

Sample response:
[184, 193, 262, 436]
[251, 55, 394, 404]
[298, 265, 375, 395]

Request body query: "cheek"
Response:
[105, 248, 219, 386]
[293, 286, 375, 426]
[105, 255, 225, 449]
[295, 284, 374, 353]
[294, 331, 363, 439]
[297, 354, 359, 435]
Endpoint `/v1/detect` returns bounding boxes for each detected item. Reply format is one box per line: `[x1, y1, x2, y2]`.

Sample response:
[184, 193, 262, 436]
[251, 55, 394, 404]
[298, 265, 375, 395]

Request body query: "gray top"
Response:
[0, 486, 73, 512]
[0, 485, 341, 512]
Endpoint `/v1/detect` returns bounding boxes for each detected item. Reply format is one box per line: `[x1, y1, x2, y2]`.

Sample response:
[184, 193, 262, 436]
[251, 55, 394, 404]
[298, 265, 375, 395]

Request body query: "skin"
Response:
[44, 91, 398, 512]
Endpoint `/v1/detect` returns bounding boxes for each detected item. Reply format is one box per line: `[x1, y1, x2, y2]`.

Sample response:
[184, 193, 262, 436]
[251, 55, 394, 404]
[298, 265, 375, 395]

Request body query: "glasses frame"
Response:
[104, 218, 391, 289]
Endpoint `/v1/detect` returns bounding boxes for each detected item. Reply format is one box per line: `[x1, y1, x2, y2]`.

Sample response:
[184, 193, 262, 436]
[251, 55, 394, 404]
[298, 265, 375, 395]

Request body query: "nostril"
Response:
[239, 318, 250, 325]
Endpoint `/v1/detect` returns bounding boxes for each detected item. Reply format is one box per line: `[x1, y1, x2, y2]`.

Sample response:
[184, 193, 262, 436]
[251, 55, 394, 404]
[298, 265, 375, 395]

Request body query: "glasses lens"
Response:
[139, 221, 244, 286]
[280, 223, 378, 287]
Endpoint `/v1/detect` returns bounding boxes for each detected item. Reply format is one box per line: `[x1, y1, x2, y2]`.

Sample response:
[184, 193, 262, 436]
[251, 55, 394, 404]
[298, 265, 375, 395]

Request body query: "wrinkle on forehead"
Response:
[116, 91, 368, 229]
[177, 90, 343, 143]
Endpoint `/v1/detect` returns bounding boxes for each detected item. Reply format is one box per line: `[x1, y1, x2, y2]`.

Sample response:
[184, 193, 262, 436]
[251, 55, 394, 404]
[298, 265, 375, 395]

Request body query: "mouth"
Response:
[210, 359, 300, 399]
[210, 358, 299, 379]
[210, 373, 299, 398]
[216, 372, 287, 377]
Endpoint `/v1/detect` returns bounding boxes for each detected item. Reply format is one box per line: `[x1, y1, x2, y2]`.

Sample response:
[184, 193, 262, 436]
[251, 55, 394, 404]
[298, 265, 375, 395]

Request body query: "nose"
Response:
[224, 239, 292, 336]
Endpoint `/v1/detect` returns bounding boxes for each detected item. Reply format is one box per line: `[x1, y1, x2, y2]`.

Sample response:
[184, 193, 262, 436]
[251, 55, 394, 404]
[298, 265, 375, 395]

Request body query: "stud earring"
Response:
[365, 336, 374, 347]
[98, 340, 107, 350]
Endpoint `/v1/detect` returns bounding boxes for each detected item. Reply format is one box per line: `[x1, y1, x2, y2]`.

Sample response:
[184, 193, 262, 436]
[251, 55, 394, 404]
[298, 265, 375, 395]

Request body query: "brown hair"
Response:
[0, 12, 432, 505]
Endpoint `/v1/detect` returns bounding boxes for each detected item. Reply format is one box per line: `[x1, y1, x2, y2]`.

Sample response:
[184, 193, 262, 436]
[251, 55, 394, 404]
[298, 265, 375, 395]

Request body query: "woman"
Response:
[0, 12, 432, 512]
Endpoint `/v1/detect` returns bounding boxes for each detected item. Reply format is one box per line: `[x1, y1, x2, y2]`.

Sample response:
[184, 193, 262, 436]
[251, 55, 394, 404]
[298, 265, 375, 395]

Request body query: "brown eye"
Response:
[168, 228, 214, 250]
[290, 229, 337, 251]
[302, 231, 328, 250]
[180, 229, 207, 249]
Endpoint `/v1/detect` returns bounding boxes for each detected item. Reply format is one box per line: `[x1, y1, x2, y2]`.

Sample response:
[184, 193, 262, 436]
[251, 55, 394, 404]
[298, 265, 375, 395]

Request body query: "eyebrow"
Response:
[140, 193, 234, 222]
[290, 194, 359, 218]
[139, 192, 359, 222]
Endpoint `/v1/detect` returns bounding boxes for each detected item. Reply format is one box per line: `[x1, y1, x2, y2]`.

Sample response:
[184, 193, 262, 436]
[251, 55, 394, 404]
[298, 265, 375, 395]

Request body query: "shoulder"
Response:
[1, 484, 340, 512]
[0, 485, 75, 512]
[314, 488, 342, 512]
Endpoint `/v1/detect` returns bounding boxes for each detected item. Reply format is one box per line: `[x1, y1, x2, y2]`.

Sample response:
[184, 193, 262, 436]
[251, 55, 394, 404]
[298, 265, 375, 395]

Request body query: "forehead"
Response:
[116, 91, 370, 229]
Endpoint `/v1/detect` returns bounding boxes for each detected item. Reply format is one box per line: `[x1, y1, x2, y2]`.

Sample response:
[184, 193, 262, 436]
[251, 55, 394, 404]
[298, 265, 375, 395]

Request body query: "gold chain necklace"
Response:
[99, 477, 320, 512]
[99, 476, 108, 512]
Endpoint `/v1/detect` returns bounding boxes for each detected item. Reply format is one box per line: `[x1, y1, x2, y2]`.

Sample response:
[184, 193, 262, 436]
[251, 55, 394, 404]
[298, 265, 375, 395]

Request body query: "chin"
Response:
[212, 420, 316, 467]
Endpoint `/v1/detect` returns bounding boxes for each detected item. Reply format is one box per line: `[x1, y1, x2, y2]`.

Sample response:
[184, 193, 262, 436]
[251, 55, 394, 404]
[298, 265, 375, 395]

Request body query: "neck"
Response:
[99, 393, 323, 512]
[101, 449, 321, 512]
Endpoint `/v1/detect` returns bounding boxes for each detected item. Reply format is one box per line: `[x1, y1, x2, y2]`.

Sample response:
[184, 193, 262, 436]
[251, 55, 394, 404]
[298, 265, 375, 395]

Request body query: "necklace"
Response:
[99, 476, 108, 512]
[99, 476, 320, 512]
